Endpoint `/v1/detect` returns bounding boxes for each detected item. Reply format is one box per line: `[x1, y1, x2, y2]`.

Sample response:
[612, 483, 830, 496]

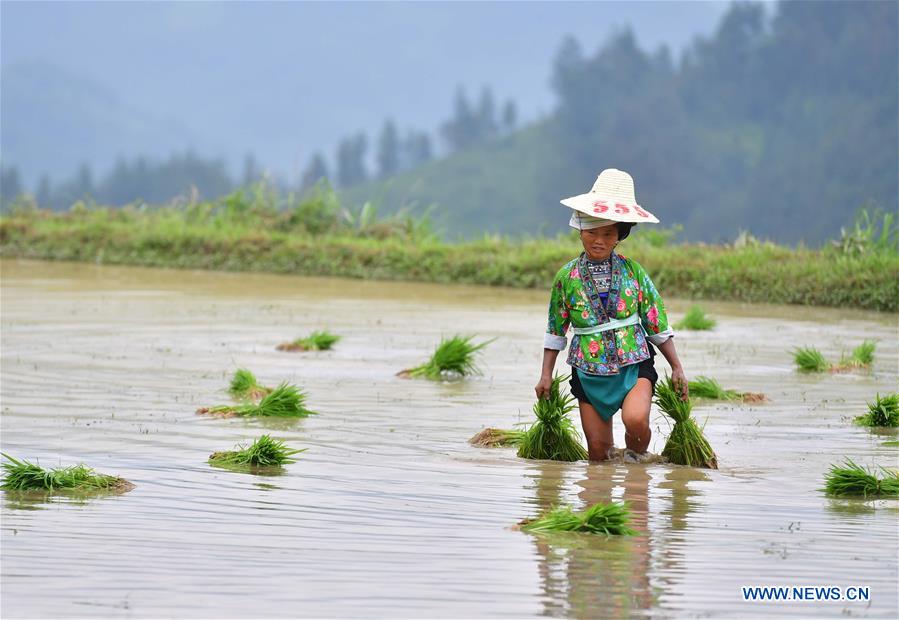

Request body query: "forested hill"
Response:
[345, 1, 897, 245]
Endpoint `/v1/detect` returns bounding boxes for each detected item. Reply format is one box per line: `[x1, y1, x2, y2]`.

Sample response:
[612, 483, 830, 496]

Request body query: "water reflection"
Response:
[3, 486, 133, 511]
[526, 464, 710, 619]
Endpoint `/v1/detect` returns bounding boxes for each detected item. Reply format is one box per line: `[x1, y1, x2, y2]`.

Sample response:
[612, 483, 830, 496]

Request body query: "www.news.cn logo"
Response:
[742, 586, 870, 602]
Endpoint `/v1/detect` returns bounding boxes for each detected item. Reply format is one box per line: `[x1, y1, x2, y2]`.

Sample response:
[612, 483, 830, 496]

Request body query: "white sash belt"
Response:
[571, 313, 639, 335]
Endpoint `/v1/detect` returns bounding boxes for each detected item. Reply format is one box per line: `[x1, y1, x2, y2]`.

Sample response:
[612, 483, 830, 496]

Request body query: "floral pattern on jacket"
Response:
[546, 252, 670, 376]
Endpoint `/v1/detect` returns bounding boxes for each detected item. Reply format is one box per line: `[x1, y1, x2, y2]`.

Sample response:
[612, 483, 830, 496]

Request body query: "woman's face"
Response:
[580, 224, 619, 261]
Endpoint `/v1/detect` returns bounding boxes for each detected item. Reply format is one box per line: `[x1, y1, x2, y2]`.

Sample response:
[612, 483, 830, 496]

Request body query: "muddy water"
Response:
[1, 258, 897, 619]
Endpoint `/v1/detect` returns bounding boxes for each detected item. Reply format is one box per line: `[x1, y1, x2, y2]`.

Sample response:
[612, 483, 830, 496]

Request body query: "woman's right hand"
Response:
[535, 374, 553, 399]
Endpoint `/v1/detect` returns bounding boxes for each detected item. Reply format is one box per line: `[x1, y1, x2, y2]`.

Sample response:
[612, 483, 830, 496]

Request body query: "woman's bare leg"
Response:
[621, 378, 653, 453]
[579, 400, 614, 461]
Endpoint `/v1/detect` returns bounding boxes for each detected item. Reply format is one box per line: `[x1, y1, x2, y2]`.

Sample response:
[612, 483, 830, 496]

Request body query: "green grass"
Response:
[228, 368, 272, 400]
[2, 195, 897, 312]
[521, 502, 637, 536]
[198, 382, 316, 417]
[854, 393, 899, 428]
[675, 306, 716, 330]
[654, 377, 718, 468]
[793, 347, 829, 373]
[688, 376, 740, 401]
[881, 441, 899, 447]
[517, 374, 589, 462]
[209, 435, 305, 467]
[469, 427, 526, 448]
[823, 459, 899, 498]
[404, 335, 492, 380]
[277, 330, 340, 352]
[1, 453, 131, 491]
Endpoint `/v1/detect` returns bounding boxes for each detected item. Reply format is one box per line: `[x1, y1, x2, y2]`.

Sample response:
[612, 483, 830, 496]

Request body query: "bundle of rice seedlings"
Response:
[688, 376, 740, 401]
[228, 368, 272, 400]
[675, 306, 716, 330]
[277, 330, 340, 352]
[197, 382, 316, 418]
[209, 435, 305, 467]
[517, 374, 588, 461]
[853, 393, 899, 428]
[823, 459, 899, 498]
[468, 427, 525, 448]
[793, 347, 828, 373]
[1, 453, 133, 492]
[688, 376, 767, 403]
[654, 376, 718, 468]
[520, 501, 637, 536]
[400, 335, 492, 380]
[838, 340, 876, 370]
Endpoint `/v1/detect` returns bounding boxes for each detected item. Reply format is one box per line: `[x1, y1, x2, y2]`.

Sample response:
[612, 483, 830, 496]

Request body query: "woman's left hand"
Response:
[671, 367, 689, 400]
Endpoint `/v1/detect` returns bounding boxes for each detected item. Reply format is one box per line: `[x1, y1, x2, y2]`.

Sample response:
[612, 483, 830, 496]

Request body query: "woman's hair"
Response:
[616, 222, 635, 241]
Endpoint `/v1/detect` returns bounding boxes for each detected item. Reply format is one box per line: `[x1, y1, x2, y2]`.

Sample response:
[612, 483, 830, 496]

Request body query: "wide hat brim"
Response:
[560, 194, 660, 224]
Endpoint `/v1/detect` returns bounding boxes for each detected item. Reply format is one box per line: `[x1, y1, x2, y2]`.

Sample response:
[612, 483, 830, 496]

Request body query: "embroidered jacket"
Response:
[544, 252, 673, 376]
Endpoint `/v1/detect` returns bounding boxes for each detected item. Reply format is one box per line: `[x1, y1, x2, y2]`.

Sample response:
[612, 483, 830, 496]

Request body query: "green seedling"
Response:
[521, 501, 637, 536]
[209, 435, 305, 467]
[675, 306, 716, 330]
[688, 376, 766, 403]
[823, 459, 899, 498]
[854, 393, 899, 428]
[517, 374, 588, 462]
[198, 382, 316, 417]
[1, 453, 133, 492]
[655, 376, 718, 468]
[401, 335, 492, 380]
[228, 368, 272, 400]
[277, 330, 341, 352]
[469, 427, 526, 448]
[793, 347, 829, 373]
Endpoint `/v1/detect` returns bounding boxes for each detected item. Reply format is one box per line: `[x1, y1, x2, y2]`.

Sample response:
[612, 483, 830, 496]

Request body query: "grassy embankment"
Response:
[1, 185, 896, 311]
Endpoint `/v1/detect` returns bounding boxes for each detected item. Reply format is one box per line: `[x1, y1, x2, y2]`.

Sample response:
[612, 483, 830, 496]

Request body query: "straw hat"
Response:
[560, 168, 659, 225]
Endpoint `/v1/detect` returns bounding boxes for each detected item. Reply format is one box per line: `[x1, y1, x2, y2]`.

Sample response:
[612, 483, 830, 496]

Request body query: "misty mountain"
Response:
[1, 60, 203, 182]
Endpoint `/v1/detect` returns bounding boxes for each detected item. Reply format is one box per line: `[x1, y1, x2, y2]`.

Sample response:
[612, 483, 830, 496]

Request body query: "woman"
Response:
[534, 168, 688, 462]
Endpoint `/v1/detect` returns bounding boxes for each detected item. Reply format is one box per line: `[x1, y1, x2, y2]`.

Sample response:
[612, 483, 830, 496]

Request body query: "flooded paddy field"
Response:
[1, 258, 897, 618]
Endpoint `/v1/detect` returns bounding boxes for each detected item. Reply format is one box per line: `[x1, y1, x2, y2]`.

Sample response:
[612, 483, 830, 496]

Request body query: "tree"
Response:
[36, 175, 52, 208]
[300, 152, 330, 192]
[501, 100, 518, 133]
[441, 86, 478, 152]
[242, 152, 259, 186]
[336, 133, 368, 187]
[476, 86, 498, 139]
[403, 131, 432, 169]
[0, 165, 23, 207]
[75, 162, 94, 198]
[376, 119, 400, 179]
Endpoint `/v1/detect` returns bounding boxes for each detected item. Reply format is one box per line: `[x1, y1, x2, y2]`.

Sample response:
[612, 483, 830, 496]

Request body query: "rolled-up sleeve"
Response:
[545, 270, 570, 350]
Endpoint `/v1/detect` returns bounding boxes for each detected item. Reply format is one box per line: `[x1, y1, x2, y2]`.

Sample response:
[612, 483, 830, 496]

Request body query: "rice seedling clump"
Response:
[675, 306, 716, 330]
[228, 368, 272, 400]
[838, 340, 876, 369]
[854, 393, 899, 428]
[655, 377, 718, 468]
[521, 502, 637, 536]
[401, 335, 492, 380]
[517, 374, 588, 462]
[823, 459, 899, 498]
[209, 435, 305, 467]
[277, 330, 340, 352]
[688, 376, 740, 401]
[1, 454, 133, 492]
[793, 347, 829, 373]
[688, 376, 767, 403]
[469, 427, 525, 448]
[197, 382, 316, 417]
